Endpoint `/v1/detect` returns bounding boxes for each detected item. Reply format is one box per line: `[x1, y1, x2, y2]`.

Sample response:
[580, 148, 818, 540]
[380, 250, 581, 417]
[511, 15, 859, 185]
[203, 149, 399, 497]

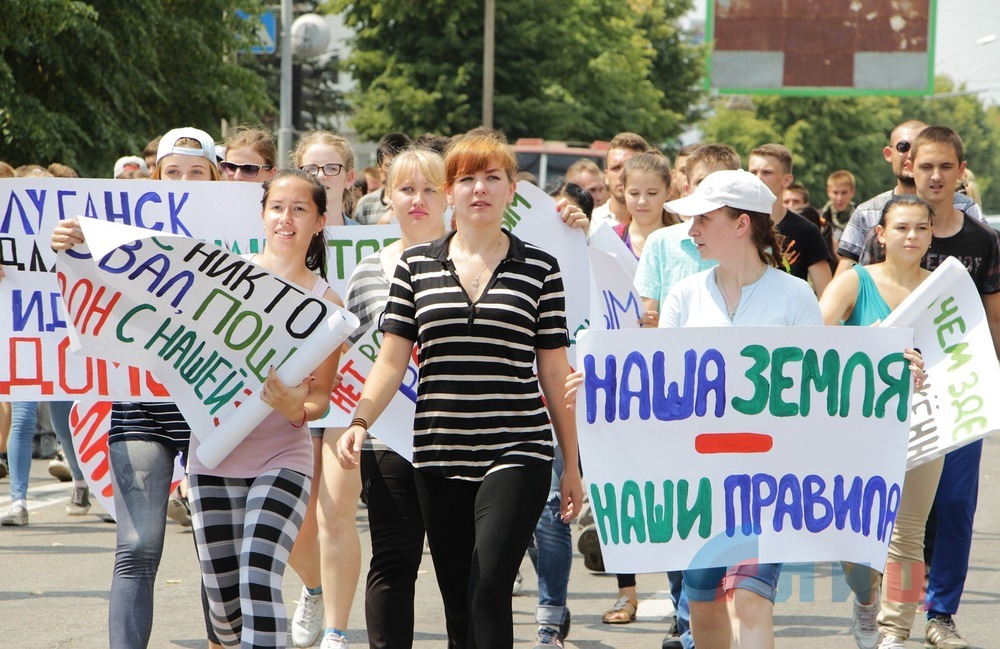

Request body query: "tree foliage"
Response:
[323, 0, 705, 144]
[700, 77, 1000, 214]
[702, 96, 901, 206]
[0, 0, 273, 177]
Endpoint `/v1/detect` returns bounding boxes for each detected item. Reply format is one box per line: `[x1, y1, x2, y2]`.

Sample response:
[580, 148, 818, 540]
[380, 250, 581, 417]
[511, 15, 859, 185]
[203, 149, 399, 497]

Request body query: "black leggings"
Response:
[414, 463, 550, 649]
[362, 448, 426, 648]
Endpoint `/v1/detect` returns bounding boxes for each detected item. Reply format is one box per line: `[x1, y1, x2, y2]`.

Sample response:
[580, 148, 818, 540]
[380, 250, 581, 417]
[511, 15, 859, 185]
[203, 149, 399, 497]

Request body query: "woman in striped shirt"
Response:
[336, 128, 583, 648]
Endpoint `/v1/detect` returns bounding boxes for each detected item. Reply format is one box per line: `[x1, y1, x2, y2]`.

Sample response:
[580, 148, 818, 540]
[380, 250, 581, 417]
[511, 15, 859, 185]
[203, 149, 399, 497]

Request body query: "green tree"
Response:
[0, 0, 273, 177]
[699, 77, 1000, 214]
[323, 0, 705, 143]
[701, 96, 903, 205]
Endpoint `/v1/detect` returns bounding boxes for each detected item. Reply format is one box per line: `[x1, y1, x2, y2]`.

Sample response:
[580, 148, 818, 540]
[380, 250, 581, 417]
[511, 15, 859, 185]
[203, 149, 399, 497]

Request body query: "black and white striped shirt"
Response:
[109, 401, 191, 454]
[381, 230, 570, 481]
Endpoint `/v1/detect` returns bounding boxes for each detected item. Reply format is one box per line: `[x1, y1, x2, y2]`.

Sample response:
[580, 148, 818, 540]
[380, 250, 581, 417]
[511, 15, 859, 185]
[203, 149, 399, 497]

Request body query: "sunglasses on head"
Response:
[894, 141, 911, 154]
[301, 163, 346, 177]
[220, 161, 272, 178]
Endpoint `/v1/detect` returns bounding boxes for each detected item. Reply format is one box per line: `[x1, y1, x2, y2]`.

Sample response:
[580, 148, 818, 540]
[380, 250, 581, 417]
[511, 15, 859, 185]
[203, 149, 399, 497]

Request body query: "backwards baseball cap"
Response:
[665, 169, 776, 217]
[113, 155, 148, 178]
[155, 127, 218, 167]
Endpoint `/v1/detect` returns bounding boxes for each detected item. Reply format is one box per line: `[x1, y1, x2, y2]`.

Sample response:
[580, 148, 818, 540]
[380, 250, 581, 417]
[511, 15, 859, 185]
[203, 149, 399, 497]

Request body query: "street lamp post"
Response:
[936, 33, 997, 67]
[278, 0, 293, 168]
[482, 0, 494, 128]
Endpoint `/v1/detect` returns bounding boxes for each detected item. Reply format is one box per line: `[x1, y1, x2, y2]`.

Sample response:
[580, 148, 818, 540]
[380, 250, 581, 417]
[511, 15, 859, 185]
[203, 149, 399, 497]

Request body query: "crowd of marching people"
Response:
[0, 116, 995, 649]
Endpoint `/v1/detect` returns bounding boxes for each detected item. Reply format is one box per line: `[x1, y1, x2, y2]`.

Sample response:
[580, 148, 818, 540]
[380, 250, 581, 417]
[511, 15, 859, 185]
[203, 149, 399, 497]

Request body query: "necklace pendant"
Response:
[471, 278, 480, 292]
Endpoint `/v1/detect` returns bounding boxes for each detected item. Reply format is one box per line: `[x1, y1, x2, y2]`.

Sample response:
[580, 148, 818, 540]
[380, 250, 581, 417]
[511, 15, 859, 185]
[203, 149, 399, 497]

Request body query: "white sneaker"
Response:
[852, 590, 879, 649]
[290, 586, 324, 647]
[0, 505, 28, 526]
[877, 634, 906, 649]
[319, 631, 348, 649]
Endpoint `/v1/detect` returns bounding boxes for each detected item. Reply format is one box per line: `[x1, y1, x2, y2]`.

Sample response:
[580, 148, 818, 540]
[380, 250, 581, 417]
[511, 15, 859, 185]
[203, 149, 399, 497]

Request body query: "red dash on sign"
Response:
[695, 432, 773, 454]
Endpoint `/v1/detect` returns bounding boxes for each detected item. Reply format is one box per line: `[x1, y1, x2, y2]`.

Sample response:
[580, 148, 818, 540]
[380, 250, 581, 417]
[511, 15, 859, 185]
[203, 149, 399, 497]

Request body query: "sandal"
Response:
[601, 595, 638, 624]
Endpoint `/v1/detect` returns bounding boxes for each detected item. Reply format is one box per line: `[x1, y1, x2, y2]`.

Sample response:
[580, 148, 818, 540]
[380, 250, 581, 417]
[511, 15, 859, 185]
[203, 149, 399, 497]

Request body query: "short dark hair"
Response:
[878, 194, 935, 228]
[377, 132, 412, 166]
[750, 143, 793, 175]
[551, 182, 595, 219]
[911, 126, 964, 163]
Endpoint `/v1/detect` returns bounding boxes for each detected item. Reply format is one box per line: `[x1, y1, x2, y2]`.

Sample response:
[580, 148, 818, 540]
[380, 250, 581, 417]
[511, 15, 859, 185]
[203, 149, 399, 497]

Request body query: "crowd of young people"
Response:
[1, 118, 995, 649]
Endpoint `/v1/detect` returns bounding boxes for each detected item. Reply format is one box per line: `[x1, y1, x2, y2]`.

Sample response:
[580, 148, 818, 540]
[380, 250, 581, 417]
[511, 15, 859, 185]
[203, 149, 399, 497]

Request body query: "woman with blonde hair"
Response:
[322, 146, 447, 649]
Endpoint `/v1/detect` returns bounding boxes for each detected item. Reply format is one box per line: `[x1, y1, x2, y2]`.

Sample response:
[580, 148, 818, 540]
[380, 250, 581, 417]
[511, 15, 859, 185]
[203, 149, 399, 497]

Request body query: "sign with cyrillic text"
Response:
[57, 219, 359, 468]
[576, 326, 913, 573]
[880, 257, 1000, 469]
[0, 178, 397, 399]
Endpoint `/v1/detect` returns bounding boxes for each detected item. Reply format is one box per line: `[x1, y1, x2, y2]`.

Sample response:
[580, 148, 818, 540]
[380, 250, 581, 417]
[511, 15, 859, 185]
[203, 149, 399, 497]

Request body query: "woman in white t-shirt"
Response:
[569, 170, 818, 649]
[660, 170, 821, 649]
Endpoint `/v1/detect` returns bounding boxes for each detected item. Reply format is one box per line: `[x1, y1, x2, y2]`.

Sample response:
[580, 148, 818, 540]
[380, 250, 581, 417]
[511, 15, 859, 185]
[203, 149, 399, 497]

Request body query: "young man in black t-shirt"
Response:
[748, 143, 834, 296]
[859, 126, 999, 649]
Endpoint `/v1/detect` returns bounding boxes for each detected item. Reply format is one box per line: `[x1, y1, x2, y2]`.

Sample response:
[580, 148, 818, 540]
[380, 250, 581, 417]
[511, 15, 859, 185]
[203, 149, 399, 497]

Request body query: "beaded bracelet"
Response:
[290, 408, 307, 429]
[350, 417, 369, 430]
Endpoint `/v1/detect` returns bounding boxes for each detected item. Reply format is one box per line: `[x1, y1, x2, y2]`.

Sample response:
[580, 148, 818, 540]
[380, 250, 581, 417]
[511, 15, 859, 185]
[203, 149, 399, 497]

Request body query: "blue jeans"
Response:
[926, 440, 982, 617]
[107, 439, 180, 649]
[8, 401, 37, 502]
[529, 445, 572, 627]
[668, 570, 695, 649]
[48, 400, 85, 482]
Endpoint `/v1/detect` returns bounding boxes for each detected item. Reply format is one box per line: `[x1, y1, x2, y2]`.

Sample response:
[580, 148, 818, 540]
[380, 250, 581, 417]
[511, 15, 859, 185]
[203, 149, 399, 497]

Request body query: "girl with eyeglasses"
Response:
[221, 125, 278, 183]
[293, 132, 359, 228]
[288, 130, 363, 646]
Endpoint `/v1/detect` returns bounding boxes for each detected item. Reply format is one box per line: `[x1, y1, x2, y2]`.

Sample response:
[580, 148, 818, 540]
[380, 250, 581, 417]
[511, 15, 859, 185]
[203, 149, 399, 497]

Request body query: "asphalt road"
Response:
[1, 435, 997, 648]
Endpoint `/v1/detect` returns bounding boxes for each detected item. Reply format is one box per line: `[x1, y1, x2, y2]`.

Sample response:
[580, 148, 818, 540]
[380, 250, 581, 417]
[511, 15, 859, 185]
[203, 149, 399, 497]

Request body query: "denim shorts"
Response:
[683, 562, 782, 603]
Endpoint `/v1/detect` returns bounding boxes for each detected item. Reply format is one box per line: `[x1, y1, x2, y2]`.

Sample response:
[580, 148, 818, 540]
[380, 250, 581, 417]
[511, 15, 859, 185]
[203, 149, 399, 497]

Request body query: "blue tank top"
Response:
[844, 264, 891, 327]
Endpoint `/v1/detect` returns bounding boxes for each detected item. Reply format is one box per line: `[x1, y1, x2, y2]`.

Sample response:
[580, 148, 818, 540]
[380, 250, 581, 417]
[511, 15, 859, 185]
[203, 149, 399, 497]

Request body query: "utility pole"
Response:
[482, 0, 495, 128]
[278, 0, 293, 167]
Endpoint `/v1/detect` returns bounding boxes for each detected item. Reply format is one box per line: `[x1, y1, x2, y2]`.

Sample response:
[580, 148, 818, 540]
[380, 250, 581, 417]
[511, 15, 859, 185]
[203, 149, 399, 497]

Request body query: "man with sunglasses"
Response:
[835, 119, 985, 274]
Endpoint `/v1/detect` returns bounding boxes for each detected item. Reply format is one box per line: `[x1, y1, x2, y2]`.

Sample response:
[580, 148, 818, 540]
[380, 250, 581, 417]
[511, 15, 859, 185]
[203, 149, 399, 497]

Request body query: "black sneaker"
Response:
[662, 615, 683, 649]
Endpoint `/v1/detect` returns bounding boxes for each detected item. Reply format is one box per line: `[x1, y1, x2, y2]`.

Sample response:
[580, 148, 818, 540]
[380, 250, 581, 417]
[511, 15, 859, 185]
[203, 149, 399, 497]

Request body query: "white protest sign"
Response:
[312, 322, 420, 460]
[588, 220, 639, 281]
[509, 182, 590, 343]
[576, 326, 913, 574]
[879, 256, 1000, 468]
[588, 247, 642, 331]
[57, 219, 359, 468]
[0, 178, 398, 400]
[323, 223, 400, 298]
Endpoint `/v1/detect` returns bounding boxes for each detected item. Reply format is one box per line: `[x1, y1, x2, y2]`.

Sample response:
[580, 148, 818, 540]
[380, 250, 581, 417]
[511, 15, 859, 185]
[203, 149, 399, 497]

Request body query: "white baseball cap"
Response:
[666, 169, 776, 217]
[155, 127, 218, 167]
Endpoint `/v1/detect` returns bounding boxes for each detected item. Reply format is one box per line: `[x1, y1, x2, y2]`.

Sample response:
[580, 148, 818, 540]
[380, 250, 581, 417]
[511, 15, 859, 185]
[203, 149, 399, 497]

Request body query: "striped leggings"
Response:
[189, 469, 310, 649]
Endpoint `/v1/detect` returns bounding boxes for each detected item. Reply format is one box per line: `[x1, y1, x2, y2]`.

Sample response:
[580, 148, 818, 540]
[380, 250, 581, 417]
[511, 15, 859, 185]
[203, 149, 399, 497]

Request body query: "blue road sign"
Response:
[237, 10, 278, 55]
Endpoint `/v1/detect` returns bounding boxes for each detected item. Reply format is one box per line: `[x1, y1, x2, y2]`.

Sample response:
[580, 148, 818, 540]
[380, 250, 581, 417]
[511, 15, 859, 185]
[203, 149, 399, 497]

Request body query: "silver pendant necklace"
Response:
[459, 233, 503, 296]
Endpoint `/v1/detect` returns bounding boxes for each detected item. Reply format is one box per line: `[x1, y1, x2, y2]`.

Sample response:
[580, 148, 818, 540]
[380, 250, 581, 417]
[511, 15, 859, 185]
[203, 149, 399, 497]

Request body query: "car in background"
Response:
[513, 138, 609, 190]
